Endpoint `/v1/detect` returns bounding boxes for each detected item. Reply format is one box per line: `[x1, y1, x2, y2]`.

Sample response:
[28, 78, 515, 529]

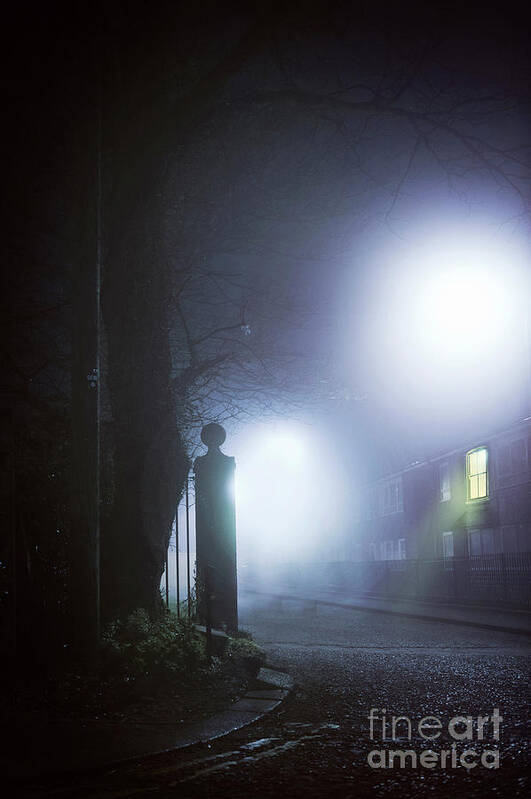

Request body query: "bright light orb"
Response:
[263, 431, 306, 467]
[362, 226, 529, 419]
[415, 259, 511, 362]
[388, 232, 528, 374]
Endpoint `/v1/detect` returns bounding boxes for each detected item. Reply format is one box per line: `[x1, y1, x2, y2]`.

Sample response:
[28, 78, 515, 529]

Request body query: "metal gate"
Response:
[162, 471, 196, 617]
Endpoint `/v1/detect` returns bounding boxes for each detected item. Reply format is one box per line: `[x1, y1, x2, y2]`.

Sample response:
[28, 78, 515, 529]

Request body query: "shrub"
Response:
[100, 609, 208, 686]
[233, 628, 253, 641]
[226, 637, 266, 677]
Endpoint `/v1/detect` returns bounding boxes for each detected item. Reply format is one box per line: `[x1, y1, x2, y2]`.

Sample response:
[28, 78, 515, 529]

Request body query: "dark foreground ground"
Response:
[16, 597, 530, 798]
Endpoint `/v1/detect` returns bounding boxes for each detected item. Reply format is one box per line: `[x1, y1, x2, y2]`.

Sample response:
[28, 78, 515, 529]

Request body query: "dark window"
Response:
[481, 528, 494, 554]
[381, 477, 403, 515]
[511, 440, 526, 473]
[469, 528, 496, 556]
[498, 445, 511, 475]
[442, 531, 454, 559]
[498, 439, 526, 476]
[469, 530, 481, 556]
[439, 462, 451, 502]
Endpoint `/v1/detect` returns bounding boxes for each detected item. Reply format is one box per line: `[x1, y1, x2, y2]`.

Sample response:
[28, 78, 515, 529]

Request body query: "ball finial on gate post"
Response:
[201, 422, 226, 452]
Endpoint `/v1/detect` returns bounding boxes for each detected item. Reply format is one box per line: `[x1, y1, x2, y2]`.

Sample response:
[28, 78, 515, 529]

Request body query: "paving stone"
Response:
[258, 667, 295, 689]
[232, 697, 283, 714]
[244, 689, 287, 701]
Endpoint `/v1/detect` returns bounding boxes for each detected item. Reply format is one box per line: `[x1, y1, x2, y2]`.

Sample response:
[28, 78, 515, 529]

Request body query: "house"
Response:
[357, 417, 531, 563]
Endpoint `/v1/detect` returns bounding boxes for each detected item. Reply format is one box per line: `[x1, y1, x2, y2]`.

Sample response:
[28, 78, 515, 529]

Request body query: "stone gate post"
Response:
[194, 423, 237, 633]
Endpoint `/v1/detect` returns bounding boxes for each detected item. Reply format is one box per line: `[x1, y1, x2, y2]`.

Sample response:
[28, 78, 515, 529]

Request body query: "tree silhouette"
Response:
[3, 2, 529, 651]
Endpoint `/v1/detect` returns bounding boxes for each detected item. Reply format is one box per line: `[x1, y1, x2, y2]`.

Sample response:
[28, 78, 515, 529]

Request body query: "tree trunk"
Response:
[101, 201, 188, 620]
[97, 13, 270, 621]
[70, 102, 101, 655]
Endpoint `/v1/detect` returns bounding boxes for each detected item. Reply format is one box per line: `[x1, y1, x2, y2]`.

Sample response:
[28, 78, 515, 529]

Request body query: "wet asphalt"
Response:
[18, 596, 531, 799]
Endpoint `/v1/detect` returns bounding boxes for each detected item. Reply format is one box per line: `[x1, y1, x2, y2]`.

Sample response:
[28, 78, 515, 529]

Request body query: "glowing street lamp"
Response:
[408, 241, 525, 368]
[366, 230, 530, 418]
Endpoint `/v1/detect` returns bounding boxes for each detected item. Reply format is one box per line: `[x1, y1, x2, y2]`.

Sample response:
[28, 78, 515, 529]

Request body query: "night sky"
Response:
[4, 1, 530, 476]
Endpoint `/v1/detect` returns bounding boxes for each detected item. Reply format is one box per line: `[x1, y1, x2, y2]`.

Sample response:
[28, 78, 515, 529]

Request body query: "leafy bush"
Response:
[100, 609, 208, 686]
[233, 628, 253, 641]
[226, 636, 265, 677]
[4, 609, 266, 724]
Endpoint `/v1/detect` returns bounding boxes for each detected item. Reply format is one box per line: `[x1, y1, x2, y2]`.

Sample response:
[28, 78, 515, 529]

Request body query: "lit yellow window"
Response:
[466, 447, 488, 500]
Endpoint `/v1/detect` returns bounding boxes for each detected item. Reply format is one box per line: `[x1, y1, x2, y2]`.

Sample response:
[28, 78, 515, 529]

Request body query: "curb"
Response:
[243, 589, 531, 637]
[7, 666, 294, 785]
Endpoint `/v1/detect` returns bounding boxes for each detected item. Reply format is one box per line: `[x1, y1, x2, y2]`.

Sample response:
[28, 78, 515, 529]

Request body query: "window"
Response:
[442, 531, 454, 559]
[381, 477, 403, 515]
[497, 445, 511, 475]
[378, 540, 399, 560]
[512, 440, 526, 472]
[468, 528, 496, 556]
[397, 538, 406, 560]
[442, 531, 454, 569]
[439, 462, 451, 502]
[498, 439, 526, 476]
[469, 529, 481, 556]
[366, 486, 379, 519]
[481, 528, 494, 554]
[369, 542, 377, 561]
[466, 447, 488, 501]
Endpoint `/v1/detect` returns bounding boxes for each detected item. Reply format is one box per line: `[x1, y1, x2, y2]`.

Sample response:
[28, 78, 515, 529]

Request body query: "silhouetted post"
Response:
[186, 477, 191, 617]
[164, 550, 169, 608]
[175, 506, 180, 617]
[205, 563, 213, 660]
[194, 423, 237, 634]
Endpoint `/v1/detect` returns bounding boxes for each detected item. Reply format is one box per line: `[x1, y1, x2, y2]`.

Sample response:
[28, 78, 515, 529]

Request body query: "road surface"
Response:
[20, 595, 531, 798]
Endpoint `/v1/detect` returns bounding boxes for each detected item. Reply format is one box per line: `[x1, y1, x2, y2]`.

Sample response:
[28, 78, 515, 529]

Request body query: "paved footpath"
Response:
[15, 596, 531, 799]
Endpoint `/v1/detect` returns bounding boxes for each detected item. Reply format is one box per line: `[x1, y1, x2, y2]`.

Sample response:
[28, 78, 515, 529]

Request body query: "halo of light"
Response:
[232, 422, 347, 564]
